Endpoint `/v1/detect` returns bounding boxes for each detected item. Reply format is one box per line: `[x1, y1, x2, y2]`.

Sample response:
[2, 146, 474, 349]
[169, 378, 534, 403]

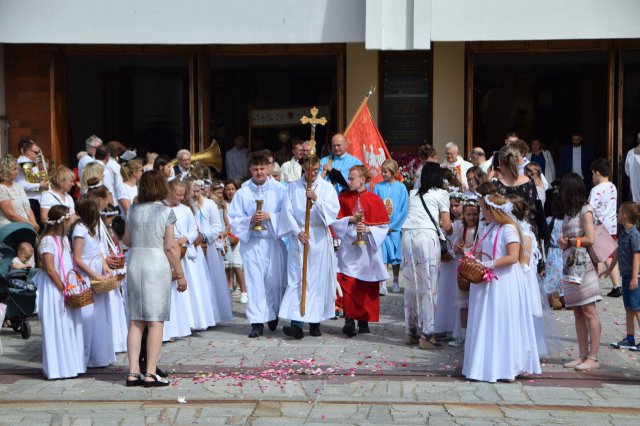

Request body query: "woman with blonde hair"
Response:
[117, 159, 143, 215]
[0, 155, 39, 231]
[374, 159, 408, 293]
[524, 162, 546, 207]
[40, 166, 76, 221]
[81, 162, 104, 192]
[462, 193, 541, 382]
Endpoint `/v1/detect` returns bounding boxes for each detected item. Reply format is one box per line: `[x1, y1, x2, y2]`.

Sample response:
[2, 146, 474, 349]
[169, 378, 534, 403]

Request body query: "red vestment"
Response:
[336, 189, 389, 322]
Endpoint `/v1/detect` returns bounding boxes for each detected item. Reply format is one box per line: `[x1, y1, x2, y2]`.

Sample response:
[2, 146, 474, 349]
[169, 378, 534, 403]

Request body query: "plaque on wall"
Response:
[380, 54, 431, 147]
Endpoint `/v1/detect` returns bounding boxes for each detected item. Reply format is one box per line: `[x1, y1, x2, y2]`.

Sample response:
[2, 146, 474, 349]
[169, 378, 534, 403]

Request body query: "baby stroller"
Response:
[0, 223, 39, 339]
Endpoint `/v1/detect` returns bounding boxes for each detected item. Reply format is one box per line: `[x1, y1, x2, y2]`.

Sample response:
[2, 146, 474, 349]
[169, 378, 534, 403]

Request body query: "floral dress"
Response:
[542, 217, 564, 296]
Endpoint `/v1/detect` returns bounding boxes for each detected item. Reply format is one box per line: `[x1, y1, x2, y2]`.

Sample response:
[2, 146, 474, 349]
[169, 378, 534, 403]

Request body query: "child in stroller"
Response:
[0, 223, 39, 339]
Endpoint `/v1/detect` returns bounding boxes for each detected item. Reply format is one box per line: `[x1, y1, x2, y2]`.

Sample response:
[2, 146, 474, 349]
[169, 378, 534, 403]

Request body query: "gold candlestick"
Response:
[352, 212, 367, 246]
[251, 199, 266, 231]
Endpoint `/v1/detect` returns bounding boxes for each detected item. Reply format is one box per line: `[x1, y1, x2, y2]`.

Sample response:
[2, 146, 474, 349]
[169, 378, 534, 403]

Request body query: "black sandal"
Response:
[125, 372, 143, 387]
[143, 373, 170, 388]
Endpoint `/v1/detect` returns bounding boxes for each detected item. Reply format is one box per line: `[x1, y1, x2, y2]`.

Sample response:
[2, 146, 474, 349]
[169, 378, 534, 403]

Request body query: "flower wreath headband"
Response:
[483, 195, 514, 215]
[45, 212, 72, 226]
[194, 179, 212, 189]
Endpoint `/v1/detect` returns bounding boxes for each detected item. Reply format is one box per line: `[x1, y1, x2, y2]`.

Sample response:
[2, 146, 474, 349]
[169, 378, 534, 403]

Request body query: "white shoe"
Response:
[240, 293, 248, 304]
[379, 283, 388, 296]
[448, 337, 465, 347]
[391, 281, 400, 293]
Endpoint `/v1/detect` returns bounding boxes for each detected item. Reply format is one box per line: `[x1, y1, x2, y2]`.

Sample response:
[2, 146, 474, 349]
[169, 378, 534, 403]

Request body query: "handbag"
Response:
[419, 193, 452, 261]
[587, 210, 617, 265]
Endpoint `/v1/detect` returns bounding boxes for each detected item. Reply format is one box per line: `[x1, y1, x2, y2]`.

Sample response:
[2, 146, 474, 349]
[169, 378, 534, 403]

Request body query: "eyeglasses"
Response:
[29, 149, 41, 155]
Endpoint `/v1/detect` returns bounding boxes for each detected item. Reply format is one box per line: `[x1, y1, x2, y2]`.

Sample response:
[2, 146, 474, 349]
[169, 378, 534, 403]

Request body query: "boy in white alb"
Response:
[228, 152, 287, 338]
[588, 158, 620, 297]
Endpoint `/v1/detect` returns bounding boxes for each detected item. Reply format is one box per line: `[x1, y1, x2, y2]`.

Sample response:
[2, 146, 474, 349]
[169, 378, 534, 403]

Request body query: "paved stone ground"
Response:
[2, 275, 640, 424]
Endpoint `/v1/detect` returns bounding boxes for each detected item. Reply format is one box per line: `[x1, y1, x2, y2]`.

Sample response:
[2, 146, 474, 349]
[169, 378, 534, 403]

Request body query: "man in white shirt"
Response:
[16, 139, 48, 226]
[440, 142, 473, 189]
[225, 134, 249, 180]
[78, 135, 102, 179]
[106, 141, 127, 188]
[280, 140, 303, 183]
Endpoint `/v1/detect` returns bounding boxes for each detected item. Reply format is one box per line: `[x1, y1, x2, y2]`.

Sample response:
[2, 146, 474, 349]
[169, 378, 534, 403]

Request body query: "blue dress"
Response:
[373, 181, 408, 265]
[542, 217, 564, 296]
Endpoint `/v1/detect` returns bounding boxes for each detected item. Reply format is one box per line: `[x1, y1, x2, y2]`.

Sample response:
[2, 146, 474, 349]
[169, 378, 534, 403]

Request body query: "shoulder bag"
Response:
[419, 193, 452, 261]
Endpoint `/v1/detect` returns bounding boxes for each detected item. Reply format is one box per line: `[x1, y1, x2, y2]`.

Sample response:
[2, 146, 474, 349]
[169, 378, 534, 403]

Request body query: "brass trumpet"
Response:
[21, 153, 49, 190]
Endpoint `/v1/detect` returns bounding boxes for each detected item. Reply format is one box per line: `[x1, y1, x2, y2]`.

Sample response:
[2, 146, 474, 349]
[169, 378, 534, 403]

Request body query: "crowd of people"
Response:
[1, 129, 640, 385]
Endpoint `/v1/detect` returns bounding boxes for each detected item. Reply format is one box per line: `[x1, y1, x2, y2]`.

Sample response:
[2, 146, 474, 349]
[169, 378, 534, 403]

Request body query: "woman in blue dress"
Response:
[374, 159, 409, 294]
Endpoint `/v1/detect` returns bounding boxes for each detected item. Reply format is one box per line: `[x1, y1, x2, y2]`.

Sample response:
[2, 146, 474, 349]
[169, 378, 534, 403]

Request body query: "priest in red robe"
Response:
[332, 165, 390, 337]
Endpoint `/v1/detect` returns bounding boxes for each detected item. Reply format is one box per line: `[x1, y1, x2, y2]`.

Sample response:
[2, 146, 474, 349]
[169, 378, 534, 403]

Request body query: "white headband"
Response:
[45, 212, 72, 226]
[483, 196, 514, 214]
[87, 181, 103, 190]
[100, 210, 119, 217]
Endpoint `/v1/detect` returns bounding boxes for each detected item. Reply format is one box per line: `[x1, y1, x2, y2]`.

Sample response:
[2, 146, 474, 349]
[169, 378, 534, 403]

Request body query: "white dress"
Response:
[98, 220, 129, 353]
[278, 176, 340, 323]
[224, 200, 243, 268]
[462, 223, 541, 382]
[34, 236, 86, 379]
[172, 204, 216, 330]
[194, 198, 233, 324]
[72, 223, 116, 368]
[434, 220, 463, 334]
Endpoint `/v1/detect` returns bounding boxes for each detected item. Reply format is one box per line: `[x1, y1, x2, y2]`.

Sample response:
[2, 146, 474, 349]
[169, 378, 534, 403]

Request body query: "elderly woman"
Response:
[0, 155, 39, 231]
[123, 171, 186, 387]
[40, 166, 76, 221]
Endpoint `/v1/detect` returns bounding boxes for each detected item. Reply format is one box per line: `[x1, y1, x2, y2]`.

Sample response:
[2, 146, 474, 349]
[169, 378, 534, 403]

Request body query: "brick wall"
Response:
[4, 44, 52, 158]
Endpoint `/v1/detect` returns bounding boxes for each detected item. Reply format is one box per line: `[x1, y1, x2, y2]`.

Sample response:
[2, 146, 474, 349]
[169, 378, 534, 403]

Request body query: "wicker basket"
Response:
[458, 256, 487, 284]
[110, 254, 125, 269]
[91, 276, 119, 294]
[457, 274, 470, 291]
[65, 271, 94, 309]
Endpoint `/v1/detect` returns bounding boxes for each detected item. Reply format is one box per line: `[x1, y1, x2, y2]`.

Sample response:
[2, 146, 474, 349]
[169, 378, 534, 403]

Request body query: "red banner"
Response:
[345, 98, 393, 189]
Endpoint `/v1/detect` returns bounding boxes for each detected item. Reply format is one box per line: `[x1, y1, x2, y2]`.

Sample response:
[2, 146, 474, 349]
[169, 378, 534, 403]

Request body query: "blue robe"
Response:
[373, 181, 408, 265]
[319, 153, 363, 193]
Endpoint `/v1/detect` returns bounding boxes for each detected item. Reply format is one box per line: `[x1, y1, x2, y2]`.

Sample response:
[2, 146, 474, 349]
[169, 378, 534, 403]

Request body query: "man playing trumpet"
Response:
[16, 139, 49, 227]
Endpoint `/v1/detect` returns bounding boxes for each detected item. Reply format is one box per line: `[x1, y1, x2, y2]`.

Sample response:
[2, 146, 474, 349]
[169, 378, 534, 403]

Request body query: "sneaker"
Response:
[448, 337, 465, 347]
[240, 293, 248, 304]
[391, 281, 401, 293]
[630, 344, 639, 352]
[379, 283, 388, 296]
[611, 336, 636, 349]
[607, 287, 622, 298]
[232, 289, 241, 297]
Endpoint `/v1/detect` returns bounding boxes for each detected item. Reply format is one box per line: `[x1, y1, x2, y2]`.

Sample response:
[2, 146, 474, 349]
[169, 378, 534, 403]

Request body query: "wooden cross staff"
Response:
[299, 106, 327, 316]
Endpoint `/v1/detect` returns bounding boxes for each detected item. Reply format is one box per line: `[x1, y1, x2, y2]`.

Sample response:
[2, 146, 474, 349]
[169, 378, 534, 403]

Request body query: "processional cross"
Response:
[299, 107, 327, 316]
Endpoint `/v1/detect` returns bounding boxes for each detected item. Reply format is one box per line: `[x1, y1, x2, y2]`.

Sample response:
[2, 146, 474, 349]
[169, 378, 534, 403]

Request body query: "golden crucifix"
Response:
[299, 106, 327, 316]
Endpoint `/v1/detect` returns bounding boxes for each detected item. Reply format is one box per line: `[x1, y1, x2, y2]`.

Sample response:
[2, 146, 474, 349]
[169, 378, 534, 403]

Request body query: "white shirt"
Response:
[100, 161, 116, 201]
[280, 157, 302, 183]
[402, 188, 450, 231]
[15, 155, 43, 201]
[40, 190, 75, 214]
[588, 181, 618, 235]
[625, 147, 640, 203]
[225, 147, 249, 180]
[116, 182, 138, 215]
[77, 154, 94, 180]
[572, 146, 583, 177]
[106, 158, 123, 188]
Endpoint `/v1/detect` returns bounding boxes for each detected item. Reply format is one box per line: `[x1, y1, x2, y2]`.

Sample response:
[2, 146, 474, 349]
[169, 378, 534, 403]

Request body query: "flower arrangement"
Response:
[391, 151, 420, 189]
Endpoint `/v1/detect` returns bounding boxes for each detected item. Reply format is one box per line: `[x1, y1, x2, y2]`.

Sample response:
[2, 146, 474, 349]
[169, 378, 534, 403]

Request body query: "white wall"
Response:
[432, 42, 465, 157]
[3, 0, 640, 46]
[431, 0, 640, 41]
[0, 0, 366, 44]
